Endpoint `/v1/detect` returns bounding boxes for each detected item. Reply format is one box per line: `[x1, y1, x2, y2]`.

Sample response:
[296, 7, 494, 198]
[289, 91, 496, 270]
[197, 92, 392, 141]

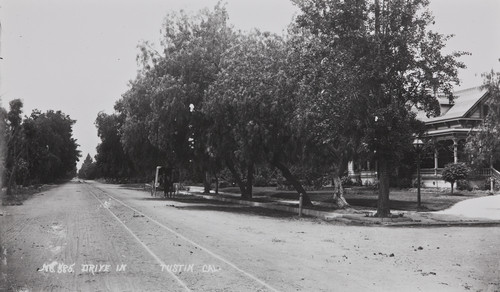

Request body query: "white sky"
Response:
[1, 0, 499, 169]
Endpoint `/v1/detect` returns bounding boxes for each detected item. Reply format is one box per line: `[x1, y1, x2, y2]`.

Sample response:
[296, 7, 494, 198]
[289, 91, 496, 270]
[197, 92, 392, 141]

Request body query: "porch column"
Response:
[453, 138, 458, 163]
[348, 161, 355, 176]
[434, 148, 439, 175]
[491, 156, 494, 192]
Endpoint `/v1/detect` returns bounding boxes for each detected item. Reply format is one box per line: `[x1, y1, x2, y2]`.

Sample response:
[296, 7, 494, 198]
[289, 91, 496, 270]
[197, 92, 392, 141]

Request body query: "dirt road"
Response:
[1, 181, 498, 291]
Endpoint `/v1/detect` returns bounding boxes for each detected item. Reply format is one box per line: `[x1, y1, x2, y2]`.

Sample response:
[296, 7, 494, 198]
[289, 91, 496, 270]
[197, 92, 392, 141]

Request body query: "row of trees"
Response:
[91, 1, 467, 216]
[0, 99, 81, 194]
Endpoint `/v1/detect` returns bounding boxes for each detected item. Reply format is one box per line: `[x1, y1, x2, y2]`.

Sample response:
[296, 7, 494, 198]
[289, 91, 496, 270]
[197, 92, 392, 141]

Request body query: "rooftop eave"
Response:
[423, 128, 479, 138]
[423, 117, 482, 125]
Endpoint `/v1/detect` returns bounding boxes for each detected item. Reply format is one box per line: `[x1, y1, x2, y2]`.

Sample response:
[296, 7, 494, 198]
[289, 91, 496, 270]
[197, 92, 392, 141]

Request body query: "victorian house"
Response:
[349, 86, 500, 189]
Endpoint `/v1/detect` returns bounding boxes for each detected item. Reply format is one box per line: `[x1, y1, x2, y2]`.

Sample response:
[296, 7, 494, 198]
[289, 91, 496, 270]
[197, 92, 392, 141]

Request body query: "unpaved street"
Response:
[1, 181, 499, 291]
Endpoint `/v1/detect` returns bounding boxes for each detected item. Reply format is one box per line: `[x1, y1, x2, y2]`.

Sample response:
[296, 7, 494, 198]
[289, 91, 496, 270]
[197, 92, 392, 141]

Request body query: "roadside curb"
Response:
[186, 191, 500, 227]
[194, 192, 336, 218]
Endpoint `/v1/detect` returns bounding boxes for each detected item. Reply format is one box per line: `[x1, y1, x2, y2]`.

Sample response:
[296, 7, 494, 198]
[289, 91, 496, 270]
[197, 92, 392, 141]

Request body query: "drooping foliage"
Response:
[466, 70, 500, 169]
[292, 0, 467, 216]
[284, 20, 367, 207]
[94, 111, 135, 179]
[110, 4, 234, 188]
[93, 2, 467, 211]
[204, 30, 313, 203]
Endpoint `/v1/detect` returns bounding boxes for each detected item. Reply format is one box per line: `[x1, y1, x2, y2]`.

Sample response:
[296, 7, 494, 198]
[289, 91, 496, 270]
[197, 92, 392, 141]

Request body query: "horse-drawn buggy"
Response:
[151, 166, 180, 198]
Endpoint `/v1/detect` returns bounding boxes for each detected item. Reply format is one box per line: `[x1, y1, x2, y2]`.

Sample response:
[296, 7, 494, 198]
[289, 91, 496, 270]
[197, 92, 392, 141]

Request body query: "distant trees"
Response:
[0, 100, 81, 193]
[94, 111, 134, 179]
[0, 101, 6, 189]
[78, 154, 97, 180]
[4, 99, 24, 195]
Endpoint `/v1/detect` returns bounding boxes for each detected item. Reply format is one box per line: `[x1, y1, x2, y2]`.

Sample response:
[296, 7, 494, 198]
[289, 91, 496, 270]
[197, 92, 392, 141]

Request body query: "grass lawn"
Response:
[217, 186, 491, 212]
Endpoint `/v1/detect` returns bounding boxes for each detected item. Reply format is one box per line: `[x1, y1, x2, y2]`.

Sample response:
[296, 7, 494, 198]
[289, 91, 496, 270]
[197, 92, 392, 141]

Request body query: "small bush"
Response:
[442, 163, 471, 193]
[218, 180, 231, 188]
[341, 176, 362, 187]
[398, 178, 412, 188]
[456, 179, 472, 191]
[364, 179, 379, 189]
[253, 175, 269, 187]
[483, 177, 500, 191]
[341, 176, 352, 186]
[412, 178, 424, 188]
[312, 177, 326, 190]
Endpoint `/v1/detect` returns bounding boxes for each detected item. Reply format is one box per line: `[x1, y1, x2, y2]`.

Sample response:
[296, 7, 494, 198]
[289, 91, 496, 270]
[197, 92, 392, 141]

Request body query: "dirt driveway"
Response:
[1, 181, 498, 291]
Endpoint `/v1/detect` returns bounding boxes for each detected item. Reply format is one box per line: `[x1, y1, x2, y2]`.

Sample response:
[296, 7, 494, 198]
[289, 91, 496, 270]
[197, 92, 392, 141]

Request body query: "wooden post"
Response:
[491, 156, 494, 192]
[417, 152, 421, 208]
[299, 193, 303, 217]
[453, 138, 458, 163]
[434, 148, 439, 175]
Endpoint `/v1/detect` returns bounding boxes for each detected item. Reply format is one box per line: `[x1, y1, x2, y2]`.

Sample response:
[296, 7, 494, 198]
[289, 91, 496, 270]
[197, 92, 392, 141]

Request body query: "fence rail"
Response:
[420, 168, 442, 176]
[420, 168, 492, 177]
[491, 167, 500, 180]
[473, 168, 491, 177]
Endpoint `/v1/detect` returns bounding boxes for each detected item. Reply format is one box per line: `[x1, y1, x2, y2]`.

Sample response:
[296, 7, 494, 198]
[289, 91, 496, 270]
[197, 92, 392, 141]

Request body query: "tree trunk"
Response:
[450, 182, 454, 194]
[6, 139, 19, 197]
[332, 157, 351, 209]
[225, 158, 247, 199]
[272, 160, 313, 206]
[6, 164, 17, 197]
[376, 158, 391, 217]
[332, 174, 349, 209]
[214, 174, 219, 195]
[203, 170, 211, 194]
[242, 163, 254, 199]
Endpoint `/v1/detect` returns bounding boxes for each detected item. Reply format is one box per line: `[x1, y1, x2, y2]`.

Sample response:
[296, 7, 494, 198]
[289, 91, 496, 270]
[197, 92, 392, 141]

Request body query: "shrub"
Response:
[442, 163, 471, 194]
[456, 179, 472, 191]
[398, 178, 412, 188]
[412, 178, 424, 188]
[364, 179, 379, 189]
[253, 175, 269, 187]
[341, 176, 352, 186]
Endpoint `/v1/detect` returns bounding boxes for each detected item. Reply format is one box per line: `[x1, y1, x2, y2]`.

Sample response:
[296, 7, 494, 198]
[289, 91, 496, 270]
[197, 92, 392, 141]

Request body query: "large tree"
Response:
[117, 81, 165, 180]
[22, 110, 81, 184]
[204, 30, 314, 204]
[466, 70, 500, 171]
[0, 100, 8, 189]
[94, 111, 135, 179]
[3, 103, 80, 190]
[5, 99, 25, 195]
[285, 21, 367, 208]
[293, 0, 466, 216]
[118, 3, 235, 190]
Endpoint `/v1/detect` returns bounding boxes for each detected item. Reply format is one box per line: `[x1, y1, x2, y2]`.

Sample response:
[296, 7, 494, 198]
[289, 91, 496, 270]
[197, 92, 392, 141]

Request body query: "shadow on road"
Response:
[169, 204, 298, 218]
[140, 195, 299, 219]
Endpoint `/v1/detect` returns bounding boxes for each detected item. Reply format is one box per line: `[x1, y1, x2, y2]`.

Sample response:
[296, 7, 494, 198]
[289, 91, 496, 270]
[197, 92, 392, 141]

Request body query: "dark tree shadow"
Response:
[139, 195, 299, 218]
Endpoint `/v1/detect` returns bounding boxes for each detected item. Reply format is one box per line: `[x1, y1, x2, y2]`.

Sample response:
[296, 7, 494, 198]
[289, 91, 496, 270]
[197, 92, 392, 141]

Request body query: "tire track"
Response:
[87, 186, 192, 292]
[86, 182, 280, 292]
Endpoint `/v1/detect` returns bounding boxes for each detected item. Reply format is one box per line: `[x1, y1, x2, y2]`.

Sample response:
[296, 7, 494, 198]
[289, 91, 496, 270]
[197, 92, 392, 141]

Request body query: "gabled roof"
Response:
[417, 86, 488, 124]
